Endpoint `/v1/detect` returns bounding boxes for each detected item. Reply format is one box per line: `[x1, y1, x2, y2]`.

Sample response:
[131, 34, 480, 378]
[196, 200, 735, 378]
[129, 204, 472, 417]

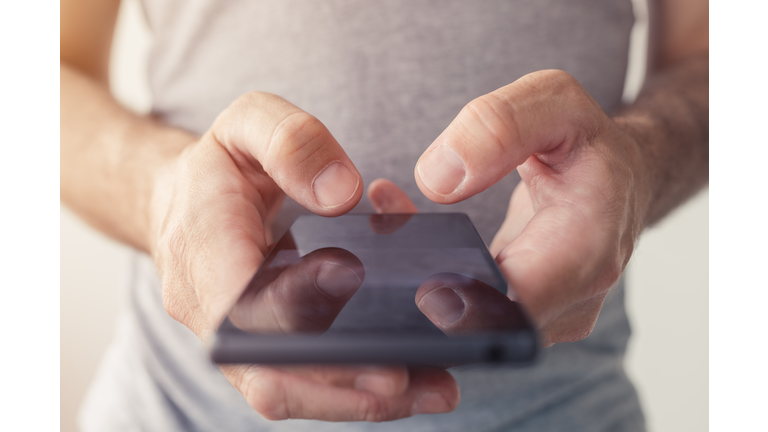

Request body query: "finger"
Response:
[212, 92, 363, 215]
[494, 199, 619, 345]
[415, 273, 528, 334]
[280, 364, 410, 397]
[157, 142, 272, 337]
[224, 364, 459, 421]
[414, 70, 608, 203]
[488, 182, 535, 257]
[367, 213, 414, 234]
[228, 247, 365, 334]
[368, 178, 418, 214]
[367, 178, 418, 233]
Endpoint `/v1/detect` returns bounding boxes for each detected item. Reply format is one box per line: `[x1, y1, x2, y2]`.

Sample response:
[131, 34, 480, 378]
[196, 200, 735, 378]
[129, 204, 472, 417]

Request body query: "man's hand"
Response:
[150, 93, 459, 421]
[415, 70, 652, 346]
[411, 0, 708, 347]
[151, 92, 364, 334]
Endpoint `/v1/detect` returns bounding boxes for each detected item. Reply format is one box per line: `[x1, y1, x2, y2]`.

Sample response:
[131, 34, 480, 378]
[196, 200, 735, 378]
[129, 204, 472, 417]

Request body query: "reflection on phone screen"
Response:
[225, 214, 531, 338]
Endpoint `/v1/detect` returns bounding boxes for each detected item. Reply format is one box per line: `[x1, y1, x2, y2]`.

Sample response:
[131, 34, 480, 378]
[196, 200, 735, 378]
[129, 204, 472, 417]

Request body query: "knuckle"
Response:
[529, 69, 581, 94]
[158, 227, 187, 321]
[160, 278, 199, 328]
[164, 222, 188, 265]
[601, 259, 625, 290]
[551, 316, 598, 344]
[251, 398, 289, 421]
[462, 96, 517, 155]
[547, 69, 579, 86]
[234, 91, 272, 111]
[531, 70, 604, 139]
[556, 78, 604, 138]
[584, 242, 626, 299]
[217, 91, 283, 143]
[355, 393, 389, 422]
[161, 287, 183, 323]
[520, 69, 575, 92]
[608, 256, 624, 281]
[156, 221, 203, 329]
[245, 373, 290, 420]
[546, 292, 607, 344]
[272, 111, 325, 153]
[217, 92, 266, 130]
[266, 111, 330, 178]
[566, 325, 596, 343]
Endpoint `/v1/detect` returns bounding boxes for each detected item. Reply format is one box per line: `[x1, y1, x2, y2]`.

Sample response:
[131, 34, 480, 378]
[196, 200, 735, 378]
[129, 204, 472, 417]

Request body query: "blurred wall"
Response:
[60, 1, 708, 431]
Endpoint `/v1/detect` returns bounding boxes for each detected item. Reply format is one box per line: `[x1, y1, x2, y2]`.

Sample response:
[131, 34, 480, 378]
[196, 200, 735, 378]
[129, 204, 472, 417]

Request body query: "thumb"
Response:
[414, 70, 606, 204]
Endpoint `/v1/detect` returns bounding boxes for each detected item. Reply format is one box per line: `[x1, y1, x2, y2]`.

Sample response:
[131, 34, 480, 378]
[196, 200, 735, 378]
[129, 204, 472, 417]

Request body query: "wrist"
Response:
[608, 114, 658, 233]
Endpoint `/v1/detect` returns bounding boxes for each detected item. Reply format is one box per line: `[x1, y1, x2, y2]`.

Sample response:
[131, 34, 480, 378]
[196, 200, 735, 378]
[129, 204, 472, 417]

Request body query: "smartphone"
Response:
[210, 213, 538, 366]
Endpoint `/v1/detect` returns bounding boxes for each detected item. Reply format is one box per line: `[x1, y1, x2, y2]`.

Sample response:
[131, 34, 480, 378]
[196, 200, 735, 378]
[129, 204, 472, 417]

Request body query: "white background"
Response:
[57, 0, 710, 431]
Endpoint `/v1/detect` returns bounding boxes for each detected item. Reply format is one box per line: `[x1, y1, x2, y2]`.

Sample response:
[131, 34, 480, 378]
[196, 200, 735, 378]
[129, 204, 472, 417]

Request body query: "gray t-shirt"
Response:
[80, 1, 645, 430]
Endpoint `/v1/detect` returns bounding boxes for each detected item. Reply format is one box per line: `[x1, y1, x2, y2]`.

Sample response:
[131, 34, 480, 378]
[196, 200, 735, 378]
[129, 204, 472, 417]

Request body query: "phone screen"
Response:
[213, 213, 537, 364]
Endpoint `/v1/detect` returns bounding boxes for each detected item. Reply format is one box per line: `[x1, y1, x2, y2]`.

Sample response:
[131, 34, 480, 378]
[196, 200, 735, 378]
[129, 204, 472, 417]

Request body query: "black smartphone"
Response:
[210, 213, 538, 366]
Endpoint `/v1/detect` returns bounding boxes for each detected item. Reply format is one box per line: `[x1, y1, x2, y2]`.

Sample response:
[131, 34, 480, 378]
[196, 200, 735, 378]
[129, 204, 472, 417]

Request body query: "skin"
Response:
[61, 0, 708, 423]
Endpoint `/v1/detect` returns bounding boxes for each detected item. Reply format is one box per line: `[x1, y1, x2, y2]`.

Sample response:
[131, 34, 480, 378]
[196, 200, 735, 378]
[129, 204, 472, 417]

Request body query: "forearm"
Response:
[614, 52, 709, 226]
[60, 63, 194, 252]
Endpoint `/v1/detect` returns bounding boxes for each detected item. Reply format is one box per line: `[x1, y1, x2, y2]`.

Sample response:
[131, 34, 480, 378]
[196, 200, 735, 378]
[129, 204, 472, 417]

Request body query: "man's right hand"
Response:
[148, 92, 459, 421]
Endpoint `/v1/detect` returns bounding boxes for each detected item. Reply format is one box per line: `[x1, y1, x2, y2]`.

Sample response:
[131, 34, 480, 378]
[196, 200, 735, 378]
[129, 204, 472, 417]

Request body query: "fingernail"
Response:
[313, 162, 359, 208]
[412, 392, 451, 415]
[354, 374, 395, 396]
[315, 262, 362, 299]
[417, 145, 465, 196]
[368, 186, 391, 214]
[418, 287, 464, 328]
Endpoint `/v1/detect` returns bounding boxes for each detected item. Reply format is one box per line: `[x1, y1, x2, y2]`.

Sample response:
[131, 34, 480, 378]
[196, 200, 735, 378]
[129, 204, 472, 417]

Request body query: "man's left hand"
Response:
[414, 70, 651, 346]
